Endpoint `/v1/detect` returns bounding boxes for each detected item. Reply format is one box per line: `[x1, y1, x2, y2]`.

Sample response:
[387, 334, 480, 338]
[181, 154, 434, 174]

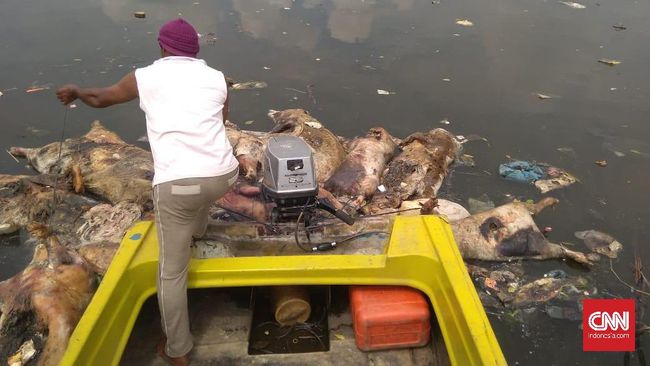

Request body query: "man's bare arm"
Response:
[56, 72, 138, 108]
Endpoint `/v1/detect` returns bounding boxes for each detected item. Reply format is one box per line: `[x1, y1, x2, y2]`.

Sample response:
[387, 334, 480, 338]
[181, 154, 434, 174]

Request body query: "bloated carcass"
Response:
[0, 227, 96, 366]
[268, 109, 346, 183]
[10, 121, 154, 207]
[324, 127, 398, 207]
[363, 128, 459, 214]
[451, 198, 595, 265]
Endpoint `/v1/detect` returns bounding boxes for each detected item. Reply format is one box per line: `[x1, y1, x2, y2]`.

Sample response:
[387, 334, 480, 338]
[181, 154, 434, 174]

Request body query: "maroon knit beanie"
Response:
[158, 18, 199, 57]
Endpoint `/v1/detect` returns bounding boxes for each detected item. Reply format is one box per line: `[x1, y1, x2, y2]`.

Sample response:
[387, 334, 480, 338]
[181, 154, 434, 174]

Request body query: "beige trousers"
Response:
[153, 167, 238, 357]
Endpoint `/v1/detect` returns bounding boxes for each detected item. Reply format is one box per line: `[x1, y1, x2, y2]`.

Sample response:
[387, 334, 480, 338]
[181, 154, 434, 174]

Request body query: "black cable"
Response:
[309, 230, 390, 252]
[294, 204, 312, 252]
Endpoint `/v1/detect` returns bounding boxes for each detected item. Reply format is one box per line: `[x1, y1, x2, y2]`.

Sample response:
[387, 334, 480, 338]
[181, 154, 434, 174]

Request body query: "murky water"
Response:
[1, 0, 649, 363]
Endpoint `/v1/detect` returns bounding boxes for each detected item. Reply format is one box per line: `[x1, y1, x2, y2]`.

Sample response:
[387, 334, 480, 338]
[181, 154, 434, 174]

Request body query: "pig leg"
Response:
[524, 197, 560, 215]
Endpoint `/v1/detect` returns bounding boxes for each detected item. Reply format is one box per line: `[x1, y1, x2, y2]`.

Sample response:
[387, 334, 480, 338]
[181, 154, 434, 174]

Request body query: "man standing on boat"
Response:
[56, 18, 238, 365]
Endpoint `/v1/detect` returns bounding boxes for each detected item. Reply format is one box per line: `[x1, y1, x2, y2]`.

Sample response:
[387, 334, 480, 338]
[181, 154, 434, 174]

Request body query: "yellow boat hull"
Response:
[61, 216, 506, 365]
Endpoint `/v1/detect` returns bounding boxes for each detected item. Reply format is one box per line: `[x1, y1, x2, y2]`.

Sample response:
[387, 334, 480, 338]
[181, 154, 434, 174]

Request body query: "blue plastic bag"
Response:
[498, 160, 548, 183]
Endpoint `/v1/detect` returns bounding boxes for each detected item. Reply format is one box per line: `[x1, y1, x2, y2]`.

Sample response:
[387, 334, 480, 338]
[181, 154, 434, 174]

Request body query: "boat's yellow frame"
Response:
[60, 216, 506, 365]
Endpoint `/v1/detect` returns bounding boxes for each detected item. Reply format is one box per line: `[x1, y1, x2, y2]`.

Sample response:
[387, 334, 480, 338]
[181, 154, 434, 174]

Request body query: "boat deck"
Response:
[121, 286, 450, 365]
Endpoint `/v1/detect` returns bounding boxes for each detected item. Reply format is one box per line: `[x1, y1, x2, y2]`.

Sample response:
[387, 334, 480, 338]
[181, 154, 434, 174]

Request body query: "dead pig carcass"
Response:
[324, 127, 398, 208]
[451, 198, 594, 265]
[10, 121, 154, 207]
[0, 228, 96, 366]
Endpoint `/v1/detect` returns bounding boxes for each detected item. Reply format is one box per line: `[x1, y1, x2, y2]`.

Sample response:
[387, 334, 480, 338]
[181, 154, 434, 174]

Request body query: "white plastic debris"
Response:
[442, 78, 451, 82]
[559, 2, 586, 9]
[440, 118, 451, 125]
[263, 66, 271, 70]
[377, 184, 386, 193]
[7, 339, 36, 366]
[598, 58, 621, 66]
[377, 89, 395, 95]
[455, 19, 474, 27]
[535, 93, 556, 100]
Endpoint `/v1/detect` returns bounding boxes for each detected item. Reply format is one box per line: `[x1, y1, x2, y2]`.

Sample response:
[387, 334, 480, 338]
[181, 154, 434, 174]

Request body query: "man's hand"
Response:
[55, 72, 138, 109]
[56, 84, 80, 105]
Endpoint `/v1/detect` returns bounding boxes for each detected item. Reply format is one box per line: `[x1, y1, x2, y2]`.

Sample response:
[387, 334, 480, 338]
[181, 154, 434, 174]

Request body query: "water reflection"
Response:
[233, 0, 321, 50]
[327, 0, 376, 43]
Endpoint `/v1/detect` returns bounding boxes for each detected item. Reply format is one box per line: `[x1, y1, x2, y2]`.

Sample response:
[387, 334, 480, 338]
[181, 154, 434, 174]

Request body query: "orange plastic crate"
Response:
[350, 285, 431, 351]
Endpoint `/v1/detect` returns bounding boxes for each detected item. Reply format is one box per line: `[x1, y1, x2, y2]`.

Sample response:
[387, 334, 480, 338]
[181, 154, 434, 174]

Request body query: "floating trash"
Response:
[612, 24, 626, 31]
[594, 160, 607, 167]
[134, 11, 146, 19]
[598, 58, 621, 66]
[559, 1, 586, 9]
[25, 86, 49, 93]
[7, 339, 36, 366]
[498, 160, 577, 193]
[543, 269, 567, 279]
[376, 89, 395, 95]
[468, 194, 495, 214]
[244, 120, 255, 125]
[535, 93, 559, 100]
[456, 19, 474, 27]
[231, 81, 267, 90]
[574, 230, 623, 258]
[458, 153, 475, 167]
[440, 118, 451, 125]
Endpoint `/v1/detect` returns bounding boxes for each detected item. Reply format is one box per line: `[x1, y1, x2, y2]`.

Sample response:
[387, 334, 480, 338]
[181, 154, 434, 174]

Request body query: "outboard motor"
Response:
[261, 135, 354, 225]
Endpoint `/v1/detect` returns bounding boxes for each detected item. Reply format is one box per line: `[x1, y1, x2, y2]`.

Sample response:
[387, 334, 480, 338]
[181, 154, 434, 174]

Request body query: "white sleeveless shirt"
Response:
[135, 56, 238, 186]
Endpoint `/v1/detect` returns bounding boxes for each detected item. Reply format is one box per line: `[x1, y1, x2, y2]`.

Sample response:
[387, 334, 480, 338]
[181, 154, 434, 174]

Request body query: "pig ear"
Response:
[269, 120, 297, 134]
[367, 128, 383, 140]
[84, 121, 126, 145]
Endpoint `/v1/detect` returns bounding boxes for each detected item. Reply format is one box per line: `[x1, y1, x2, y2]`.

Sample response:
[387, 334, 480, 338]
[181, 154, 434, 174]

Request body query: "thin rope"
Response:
[48, 106, 69, 227]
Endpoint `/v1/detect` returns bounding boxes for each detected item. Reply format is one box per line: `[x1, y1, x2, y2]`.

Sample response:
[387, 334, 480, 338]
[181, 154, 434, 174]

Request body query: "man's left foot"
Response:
[157, 338, 190, 366]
